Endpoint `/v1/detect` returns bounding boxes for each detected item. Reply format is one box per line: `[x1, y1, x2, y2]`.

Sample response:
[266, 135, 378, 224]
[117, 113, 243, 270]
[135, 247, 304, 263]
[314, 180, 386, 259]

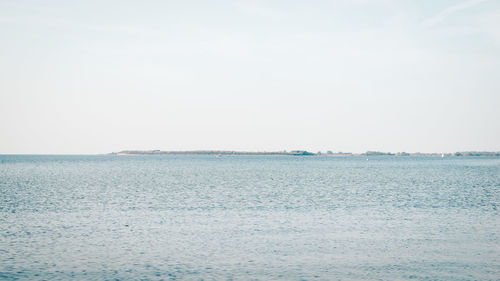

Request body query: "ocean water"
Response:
[0, 155, 499, 280]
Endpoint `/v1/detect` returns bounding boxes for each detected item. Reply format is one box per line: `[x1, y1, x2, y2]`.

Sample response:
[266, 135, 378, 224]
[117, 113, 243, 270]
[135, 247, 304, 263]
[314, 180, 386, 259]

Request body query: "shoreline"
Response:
[111, 150, 500, 157]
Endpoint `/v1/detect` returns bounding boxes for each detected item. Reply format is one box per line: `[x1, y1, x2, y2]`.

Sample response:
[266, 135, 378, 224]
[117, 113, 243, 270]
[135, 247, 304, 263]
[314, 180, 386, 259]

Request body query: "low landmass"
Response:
[111, 150, 500, 157]
[113, 150, 315, 156]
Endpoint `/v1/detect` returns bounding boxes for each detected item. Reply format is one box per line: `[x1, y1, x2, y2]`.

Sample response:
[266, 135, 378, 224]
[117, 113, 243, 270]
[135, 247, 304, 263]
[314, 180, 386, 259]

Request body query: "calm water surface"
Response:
[1, 155, 499, 280]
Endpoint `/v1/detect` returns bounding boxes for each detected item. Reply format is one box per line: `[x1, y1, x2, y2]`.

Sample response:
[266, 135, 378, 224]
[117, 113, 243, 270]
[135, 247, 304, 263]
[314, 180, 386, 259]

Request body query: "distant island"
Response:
[111, 150, 500, 157]
[112, 150, 315, 156]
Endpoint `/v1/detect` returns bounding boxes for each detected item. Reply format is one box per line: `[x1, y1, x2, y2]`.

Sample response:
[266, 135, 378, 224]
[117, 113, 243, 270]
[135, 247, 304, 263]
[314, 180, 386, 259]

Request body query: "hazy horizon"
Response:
[1, 0, 499, 154]
[2, 149, 500, 156]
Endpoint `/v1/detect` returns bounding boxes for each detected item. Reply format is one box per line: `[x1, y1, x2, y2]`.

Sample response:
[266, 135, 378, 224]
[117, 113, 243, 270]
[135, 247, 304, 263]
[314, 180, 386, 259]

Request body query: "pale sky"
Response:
[1, 0, 499, 154]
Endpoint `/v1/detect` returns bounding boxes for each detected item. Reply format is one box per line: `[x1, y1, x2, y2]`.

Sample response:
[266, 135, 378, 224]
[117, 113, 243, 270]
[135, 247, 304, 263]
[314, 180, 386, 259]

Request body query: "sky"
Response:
[0, 0, 499, 154]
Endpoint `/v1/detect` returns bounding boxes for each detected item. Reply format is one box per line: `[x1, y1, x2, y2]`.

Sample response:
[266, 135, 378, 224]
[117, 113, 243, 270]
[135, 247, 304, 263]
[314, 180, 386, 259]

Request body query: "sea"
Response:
[0, 155, 499, 280]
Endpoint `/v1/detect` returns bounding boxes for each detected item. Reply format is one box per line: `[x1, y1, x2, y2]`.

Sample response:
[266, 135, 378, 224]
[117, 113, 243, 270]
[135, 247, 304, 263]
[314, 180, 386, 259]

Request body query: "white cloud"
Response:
[421, 0, 488, 28]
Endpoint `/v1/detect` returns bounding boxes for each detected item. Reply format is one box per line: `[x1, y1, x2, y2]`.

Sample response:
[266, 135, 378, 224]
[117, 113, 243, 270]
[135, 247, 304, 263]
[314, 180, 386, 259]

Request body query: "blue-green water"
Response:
[1, 155, 499, 280]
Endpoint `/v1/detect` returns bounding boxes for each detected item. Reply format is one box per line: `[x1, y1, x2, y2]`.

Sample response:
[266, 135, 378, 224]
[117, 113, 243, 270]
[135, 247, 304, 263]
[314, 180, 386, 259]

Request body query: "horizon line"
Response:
[3, 150, 499, 156]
